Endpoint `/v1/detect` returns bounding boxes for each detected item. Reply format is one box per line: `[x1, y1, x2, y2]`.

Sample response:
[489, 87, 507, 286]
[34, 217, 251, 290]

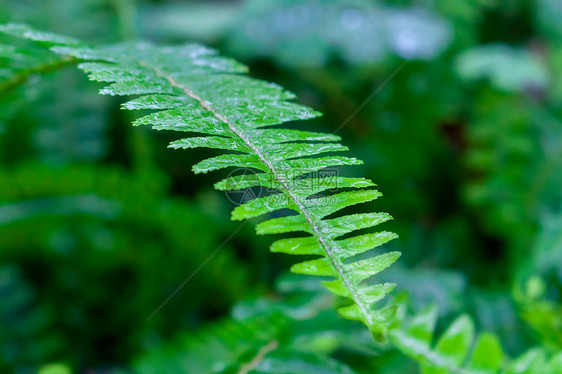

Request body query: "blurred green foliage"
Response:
[0, 0, 561, 372]
[0, 163, 251, 369]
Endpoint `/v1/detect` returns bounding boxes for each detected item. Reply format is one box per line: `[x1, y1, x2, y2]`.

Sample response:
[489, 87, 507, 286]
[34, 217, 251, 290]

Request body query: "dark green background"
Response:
[0, 0, 561, 372]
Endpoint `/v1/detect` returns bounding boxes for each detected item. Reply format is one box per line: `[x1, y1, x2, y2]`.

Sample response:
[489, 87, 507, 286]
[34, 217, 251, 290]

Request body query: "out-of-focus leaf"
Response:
[142, 0, 452, 67]
[469, 333, 504, 370]
[455, 44, 549, 91]
[38, 364, 72, 374]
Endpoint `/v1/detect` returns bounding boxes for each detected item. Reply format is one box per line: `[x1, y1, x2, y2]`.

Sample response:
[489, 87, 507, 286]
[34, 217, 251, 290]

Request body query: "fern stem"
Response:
[390, 330, 472, 374]
[237, 340, 279, 374]
[0, 56, 77, 93]
[144, 61, 375, 326]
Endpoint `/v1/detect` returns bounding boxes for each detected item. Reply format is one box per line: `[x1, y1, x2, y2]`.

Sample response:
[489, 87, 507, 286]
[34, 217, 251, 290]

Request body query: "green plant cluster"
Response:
[0, 0, 561, 373]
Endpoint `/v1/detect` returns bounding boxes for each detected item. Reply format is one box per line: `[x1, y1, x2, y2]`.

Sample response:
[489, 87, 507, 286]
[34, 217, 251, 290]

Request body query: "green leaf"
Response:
[507, 348, 546, 374]
[122, 94, 191, 110]
[344, 252, 401, 280]
[169, 136, 250, 152]
[232, 194, 297, 220]
[304, 190, 383, 219]
[336, 232, 398, 257]
[407, 305, 438, 344]
[291, 258, 337, 277]
[470, 333, 503, 371]
[433, 315, 474, 368]
[546, 353, 562, 373]
[192, 154, 266, 174]
[455, 44, 549, 92]
[321, 213, 393, 239]
[256, 215, 310, 235]
[270, 237, 321, 255]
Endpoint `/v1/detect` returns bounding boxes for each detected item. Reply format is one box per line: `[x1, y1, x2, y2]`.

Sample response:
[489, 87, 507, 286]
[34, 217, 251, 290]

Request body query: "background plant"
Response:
[0, 0, 561, 373]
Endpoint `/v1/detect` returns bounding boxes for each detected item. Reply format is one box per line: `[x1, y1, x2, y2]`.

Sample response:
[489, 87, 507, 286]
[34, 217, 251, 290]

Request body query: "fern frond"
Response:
[0, 23, 400, 340]
[391, 305, 562, 374]
[137, 313, 285, 373]
[136, 311, 358, 374]
[137, 275, 368, 373]
[0, 28, 78, 93]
